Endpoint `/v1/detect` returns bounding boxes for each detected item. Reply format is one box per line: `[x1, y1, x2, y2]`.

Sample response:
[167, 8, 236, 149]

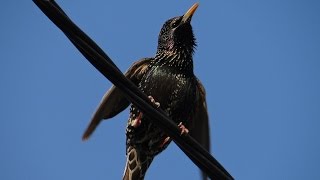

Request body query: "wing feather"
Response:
[82, 58, 152, 140]
[189, 78, 210, 180]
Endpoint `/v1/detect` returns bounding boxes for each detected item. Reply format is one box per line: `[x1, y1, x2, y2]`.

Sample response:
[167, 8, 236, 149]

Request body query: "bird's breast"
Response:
[139, 65, 196, 120]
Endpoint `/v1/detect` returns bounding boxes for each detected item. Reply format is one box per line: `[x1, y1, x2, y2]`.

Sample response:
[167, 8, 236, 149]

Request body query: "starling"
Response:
[82, 3, 210, 180]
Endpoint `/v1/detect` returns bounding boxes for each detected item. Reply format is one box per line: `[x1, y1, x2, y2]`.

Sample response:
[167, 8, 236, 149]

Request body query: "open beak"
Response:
[181, 3, 199, 23]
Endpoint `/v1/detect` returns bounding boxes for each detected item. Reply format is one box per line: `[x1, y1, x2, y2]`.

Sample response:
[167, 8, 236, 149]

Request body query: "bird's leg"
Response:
[131, 96, 160, 128]
[178, 122, 189, 135]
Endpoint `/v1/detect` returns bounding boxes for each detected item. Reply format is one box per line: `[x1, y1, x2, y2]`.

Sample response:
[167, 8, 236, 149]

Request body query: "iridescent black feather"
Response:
[82, 3, 210, 180]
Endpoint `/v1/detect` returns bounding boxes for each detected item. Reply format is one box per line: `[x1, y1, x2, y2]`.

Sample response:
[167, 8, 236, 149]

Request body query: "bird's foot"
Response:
[159, 136, 171, 148]
[131, 96, 159, 128]
[178, 122, 189, 136]
[131, 112, 143, 128]
[148, 96, 160, 108]
[158, 122, 188, 147]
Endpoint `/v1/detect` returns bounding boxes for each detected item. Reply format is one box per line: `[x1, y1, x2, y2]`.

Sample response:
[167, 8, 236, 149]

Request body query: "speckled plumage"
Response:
[123, 11, 199, 179]
[82, 3, 210, 180]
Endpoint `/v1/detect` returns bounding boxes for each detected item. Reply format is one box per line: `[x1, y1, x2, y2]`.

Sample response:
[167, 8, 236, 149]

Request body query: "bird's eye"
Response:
[171, 20, 180, 28]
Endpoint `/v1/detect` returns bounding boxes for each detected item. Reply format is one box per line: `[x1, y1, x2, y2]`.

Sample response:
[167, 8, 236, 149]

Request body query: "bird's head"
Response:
[156, 3, 198, 56]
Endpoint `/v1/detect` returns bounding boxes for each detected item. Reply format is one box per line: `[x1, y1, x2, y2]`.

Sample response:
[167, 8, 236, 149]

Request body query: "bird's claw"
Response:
[131, 112, 143, 128]
[159, 136, 171, 148]
[148, 96, 160, 108]
[178, 122, 189, 136]
[131, 96, 160, 128]
[158, 122, 188, 147]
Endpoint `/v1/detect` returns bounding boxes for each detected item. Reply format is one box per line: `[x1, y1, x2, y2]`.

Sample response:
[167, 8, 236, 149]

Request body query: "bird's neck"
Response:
[154, 48, 194, 74]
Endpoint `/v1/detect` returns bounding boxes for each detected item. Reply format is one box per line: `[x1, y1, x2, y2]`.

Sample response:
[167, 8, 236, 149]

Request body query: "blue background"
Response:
[1, 0, 319, 179]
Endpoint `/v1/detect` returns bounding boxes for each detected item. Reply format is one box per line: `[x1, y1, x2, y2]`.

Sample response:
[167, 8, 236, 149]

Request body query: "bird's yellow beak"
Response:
[181, 3, 199, 23]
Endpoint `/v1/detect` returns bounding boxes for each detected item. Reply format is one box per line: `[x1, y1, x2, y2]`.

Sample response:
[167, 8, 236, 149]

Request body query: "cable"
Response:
[32, 0, 234, 179]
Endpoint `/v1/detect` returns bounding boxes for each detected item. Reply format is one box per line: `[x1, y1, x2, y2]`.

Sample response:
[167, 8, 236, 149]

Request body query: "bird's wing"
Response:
[82, 58, 152, 140]
[190, 78, 210, 151]
[189, 78, 210, 180]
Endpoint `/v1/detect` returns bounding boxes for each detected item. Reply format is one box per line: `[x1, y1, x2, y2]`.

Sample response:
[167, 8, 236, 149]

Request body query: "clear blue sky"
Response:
[1, 0, 319, 179]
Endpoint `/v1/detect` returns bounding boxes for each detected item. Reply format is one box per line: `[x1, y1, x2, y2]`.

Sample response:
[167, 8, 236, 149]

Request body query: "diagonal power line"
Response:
[32, 0, 234, 179]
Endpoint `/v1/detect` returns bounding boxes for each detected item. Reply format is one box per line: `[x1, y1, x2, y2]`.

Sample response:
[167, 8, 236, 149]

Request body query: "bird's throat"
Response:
[154, 49, 194, 74]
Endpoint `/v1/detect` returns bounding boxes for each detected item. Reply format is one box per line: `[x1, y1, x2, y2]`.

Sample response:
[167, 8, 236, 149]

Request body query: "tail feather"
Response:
[82, 118, 101, 141]
[123, 146, 153, 180]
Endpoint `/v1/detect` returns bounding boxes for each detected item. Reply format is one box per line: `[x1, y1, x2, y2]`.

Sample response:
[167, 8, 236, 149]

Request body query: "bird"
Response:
[82, 3, 210, 180]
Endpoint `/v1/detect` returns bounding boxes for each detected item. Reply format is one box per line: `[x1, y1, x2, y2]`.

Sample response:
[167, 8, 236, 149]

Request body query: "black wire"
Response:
[32, 0, 234, 179]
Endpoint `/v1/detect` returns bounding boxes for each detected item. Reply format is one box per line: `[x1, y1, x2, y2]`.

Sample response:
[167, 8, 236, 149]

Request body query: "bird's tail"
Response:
[123, 146, 154, 180]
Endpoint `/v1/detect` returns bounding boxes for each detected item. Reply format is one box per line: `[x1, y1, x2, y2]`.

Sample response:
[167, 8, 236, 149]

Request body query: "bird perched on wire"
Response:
[82, 3, 210, 180]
